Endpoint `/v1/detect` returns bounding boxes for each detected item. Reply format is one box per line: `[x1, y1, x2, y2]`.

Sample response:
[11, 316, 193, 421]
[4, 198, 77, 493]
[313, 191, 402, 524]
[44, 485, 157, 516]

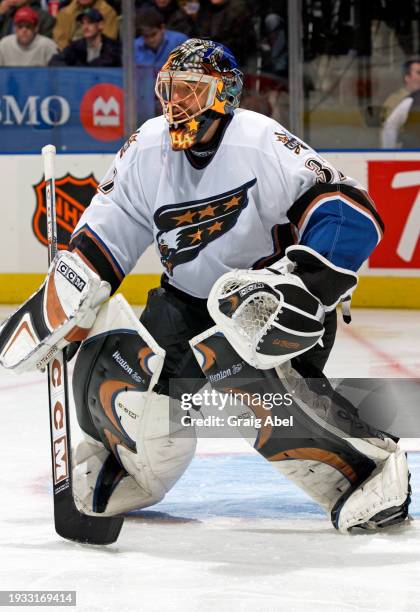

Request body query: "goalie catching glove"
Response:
[208, 245, 358, 370]
[0, 250, 110, 373]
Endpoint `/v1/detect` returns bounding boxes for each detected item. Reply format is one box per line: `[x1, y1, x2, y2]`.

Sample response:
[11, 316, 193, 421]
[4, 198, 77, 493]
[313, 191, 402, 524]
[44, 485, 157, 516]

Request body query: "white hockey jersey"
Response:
[71, 109, 380, 299]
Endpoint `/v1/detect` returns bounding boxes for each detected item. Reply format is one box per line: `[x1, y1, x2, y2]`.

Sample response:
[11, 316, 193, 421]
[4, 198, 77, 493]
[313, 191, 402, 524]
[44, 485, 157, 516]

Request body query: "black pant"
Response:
[140, 280, 337, 397]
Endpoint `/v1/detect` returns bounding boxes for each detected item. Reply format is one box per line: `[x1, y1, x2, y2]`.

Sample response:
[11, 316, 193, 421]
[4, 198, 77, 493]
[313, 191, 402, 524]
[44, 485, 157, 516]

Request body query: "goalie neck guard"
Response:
[155, 38, 243, 150]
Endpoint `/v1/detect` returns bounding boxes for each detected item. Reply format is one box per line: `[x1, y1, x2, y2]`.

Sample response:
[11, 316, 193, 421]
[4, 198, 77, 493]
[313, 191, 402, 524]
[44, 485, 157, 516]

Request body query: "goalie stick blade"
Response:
[54, 493, 123, 545]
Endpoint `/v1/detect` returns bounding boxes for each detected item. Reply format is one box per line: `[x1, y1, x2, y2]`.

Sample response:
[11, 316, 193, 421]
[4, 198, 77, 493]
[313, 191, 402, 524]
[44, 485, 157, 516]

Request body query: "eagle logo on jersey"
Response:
[154, 178, 257, 274]
[32, 173, 98, 250]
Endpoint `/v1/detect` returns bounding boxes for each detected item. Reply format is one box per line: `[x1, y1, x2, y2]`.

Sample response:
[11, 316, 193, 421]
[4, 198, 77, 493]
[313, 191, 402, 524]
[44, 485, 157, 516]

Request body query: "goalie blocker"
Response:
[0, 251, 110, 373]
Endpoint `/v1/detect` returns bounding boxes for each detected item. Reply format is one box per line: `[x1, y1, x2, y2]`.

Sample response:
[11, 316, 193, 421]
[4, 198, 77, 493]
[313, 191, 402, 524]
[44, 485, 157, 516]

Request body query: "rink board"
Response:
[1, 151, 420, 306]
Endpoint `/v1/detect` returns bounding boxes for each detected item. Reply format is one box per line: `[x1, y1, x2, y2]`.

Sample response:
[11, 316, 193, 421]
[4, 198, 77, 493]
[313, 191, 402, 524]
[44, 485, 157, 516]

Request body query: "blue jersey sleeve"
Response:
[287, 184, 384, 272]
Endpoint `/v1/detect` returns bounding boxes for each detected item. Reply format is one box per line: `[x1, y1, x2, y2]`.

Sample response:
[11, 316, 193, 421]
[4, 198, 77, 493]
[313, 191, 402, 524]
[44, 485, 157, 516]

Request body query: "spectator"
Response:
[195, 0, 256, 67]
[152, 0, 198, 37]
[0, 0, 55, 39]
[104, 0, 120, 13]
[53, 0, 118, 50]
[261, 13, 287, 78]
[381, 58, 420, 148]
[49, 7, 120, 65]
[381, 88, 420, 149]
[0, 6, 56, 64]
[134, 6, 187, 67]
[381, 58, 420, 123]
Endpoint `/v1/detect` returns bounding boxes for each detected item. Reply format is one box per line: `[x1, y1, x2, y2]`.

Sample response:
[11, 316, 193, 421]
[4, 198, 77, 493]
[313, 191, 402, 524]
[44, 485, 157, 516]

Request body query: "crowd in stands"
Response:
[0, 0, 283, 70]
[49, 7, 120, 65]
[0, 6, 56, 65]
[2, 0, 416, 147]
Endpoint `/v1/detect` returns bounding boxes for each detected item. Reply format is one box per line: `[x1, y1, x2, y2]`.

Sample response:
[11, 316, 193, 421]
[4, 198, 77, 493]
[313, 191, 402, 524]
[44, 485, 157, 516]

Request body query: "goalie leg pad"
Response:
[73, 434, 162, 517]
[72, 295, 196, 516]
[72, 394, 196, 517]
[331, 444, 410, 532]
[190, 327, 410, 529]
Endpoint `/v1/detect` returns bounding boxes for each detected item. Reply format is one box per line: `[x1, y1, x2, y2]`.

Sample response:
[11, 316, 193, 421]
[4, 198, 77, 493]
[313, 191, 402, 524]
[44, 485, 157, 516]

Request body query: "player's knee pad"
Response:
[72, 295, 196, 516]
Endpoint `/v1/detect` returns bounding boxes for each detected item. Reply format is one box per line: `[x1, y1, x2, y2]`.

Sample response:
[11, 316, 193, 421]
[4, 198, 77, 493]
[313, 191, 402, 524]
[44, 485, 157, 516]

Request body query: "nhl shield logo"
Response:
[32, 173, 98, 249]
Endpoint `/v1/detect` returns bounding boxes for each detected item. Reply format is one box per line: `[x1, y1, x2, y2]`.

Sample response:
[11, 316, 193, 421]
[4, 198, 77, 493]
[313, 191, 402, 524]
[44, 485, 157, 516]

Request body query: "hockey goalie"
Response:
[0, 39, 410, 533]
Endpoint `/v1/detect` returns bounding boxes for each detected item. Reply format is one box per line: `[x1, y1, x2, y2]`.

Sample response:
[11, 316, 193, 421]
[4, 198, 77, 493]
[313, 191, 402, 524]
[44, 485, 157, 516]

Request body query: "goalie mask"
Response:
[155, 38, 243, 150]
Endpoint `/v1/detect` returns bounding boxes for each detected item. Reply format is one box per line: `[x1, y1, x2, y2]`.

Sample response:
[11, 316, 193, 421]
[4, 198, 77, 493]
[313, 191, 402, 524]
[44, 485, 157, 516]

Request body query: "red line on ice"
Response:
[339, 321, 419, 378]
[0, 378, 46, 391]
[0, 367, 74, 392]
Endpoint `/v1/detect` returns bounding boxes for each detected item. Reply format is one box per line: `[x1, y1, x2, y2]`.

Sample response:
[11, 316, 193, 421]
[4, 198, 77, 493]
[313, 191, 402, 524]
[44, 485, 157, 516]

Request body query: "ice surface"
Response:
[0, 308, 419, 612]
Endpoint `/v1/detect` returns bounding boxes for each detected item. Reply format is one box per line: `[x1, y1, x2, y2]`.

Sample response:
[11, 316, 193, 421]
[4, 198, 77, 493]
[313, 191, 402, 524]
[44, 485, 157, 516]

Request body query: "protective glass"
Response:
[155, 71, 220, 124]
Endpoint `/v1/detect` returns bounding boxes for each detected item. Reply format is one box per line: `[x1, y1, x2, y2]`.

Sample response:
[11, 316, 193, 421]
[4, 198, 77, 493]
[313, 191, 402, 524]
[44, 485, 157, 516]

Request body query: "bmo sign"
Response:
[80, 83, 124, 141]
[369, 161, 420, 269]
[0, 67, 125, 152]
[0, 95, 70, 126]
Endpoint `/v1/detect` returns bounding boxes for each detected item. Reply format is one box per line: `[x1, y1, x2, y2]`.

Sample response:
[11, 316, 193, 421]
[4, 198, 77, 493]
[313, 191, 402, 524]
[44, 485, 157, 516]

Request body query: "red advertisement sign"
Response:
[369, 161, 420, 268]
[80, 83, 124, 142]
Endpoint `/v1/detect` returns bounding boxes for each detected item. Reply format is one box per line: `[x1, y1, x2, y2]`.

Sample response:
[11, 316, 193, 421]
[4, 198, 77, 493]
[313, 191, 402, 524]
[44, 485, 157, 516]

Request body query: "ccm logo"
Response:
[50, 358, 69, 485]
[57, 262, 86, 292]
[239, 283, 265, 297]
[54, 434, 68, 483]
[51, 358, 62, 388]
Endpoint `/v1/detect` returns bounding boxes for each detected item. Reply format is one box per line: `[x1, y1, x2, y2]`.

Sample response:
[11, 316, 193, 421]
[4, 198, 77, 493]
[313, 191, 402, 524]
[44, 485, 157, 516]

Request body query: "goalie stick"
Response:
[42, 145, 123, 544]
